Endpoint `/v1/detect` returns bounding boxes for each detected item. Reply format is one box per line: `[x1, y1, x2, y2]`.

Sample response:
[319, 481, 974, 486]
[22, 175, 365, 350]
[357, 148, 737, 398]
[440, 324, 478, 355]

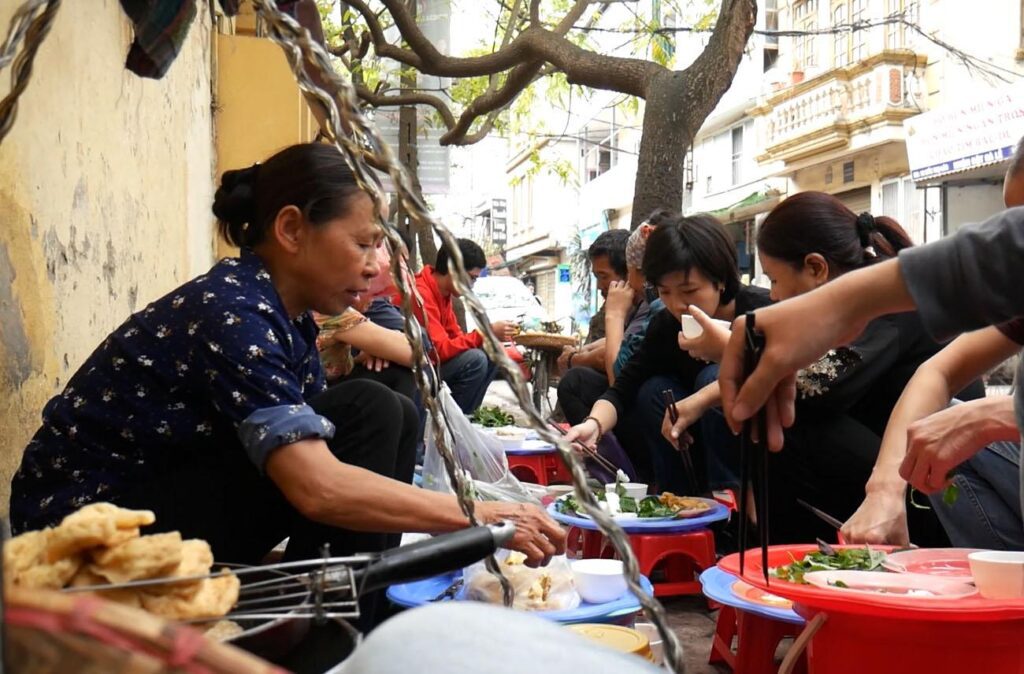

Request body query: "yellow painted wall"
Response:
[214, 32, 320, 258]
[0, 3, 216, 515]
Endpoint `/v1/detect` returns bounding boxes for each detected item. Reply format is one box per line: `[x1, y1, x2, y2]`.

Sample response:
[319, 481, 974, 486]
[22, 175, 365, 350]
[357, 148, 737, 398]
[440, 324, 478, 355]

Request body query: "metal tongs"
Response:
[661, 389, 700, 495]
[738, 312, 770, 584]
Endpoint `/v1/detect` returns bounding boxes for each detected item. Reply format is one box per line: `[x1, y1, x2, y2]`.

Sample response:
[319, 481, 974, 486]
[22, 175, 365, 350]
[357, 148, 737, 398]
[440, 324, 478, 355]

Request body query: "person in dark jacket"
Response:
[736, 191, 982, 543]
[565, 213, 771, 495]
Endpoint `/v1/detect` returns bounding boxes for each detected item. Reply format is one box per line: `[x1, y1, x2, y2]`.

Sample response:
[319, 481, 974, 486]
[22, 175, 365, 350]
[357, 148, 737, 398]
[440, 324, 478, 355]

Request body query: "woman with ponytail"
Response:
[11, 144, 563, 626]
[751, 191, 983, 544]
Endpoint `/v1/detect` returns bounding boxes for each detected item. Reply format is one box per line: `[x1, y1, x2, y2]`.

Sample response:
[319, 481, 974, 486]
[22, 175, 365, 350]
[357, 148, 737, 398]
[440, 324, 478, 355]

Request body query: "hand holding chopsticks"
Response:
[661, 390, 700, 496]
[549, 420, 625, 480]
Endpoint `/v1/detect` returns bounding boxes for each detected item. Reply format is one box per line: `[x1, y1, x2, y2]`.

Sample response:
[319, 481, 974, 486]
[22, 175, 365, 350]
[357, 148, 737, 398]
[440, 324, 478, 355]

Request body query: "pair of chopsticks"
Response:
[548, 420, 621, 476]
[738, 312, 770, 584]
[661, 389, 700, 496]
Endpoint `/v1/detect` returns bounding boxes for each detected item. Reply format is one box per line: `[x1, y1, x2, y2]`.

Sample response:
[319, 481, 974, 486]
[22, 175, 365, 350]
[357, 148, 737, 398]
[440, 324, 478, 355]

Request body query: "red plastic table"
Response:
[720, 545, 1024, 674]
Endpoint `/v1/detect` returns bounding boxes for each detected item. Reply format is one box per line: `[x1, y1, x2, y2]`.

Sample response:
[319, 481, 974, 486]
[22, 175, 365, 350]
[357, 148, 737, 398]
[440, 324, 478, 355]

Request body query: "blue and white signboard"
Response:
[906, 81, 1024, 182]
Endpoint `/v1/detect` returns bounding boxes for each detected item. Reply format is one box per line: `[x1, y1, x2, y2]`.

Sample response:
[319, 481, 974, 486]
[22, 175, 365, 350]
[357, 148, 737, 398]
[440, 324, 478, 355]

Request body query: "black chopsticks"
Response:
[547, 420, 622, 477]
[662, 389, 700, 496]
[738, 312, 770, 584]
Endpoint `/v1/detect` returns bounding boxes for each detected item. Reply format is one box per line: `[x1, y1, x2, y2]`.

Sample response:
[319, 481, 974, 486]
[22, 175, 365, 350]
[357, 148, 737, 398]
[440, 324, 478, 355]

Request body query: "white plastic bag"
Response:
[421, 385, 539, 504]
[462, 551, 581, 612]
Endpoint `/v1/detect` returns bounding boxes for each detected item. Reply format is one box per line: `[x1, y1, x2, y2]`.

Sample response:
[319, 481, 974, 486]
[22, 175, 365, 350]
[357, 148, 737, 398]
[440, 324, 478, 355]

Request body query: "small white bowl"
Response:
[680, 314, 704, 339]
[571, 559, 628, 604]
[606, 482, 648, 500]
[546, 485, 575, 499]
[494, 429, 527, 450]
[968, 550, 1024, 599]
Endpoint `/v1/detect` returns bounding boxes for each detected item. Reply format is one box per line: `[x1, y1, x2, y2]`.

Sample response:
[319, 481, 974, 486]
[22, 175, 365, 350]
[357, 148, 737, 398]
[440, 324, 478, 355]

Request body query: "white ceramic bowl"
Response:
[494, 429, 527, 450]
[680, 314, 704, 339]
[968, 550, 1024, 599]
[546, 485, 575, 499]
[605, 482, 648, 500]
[571, 559, 628, 604]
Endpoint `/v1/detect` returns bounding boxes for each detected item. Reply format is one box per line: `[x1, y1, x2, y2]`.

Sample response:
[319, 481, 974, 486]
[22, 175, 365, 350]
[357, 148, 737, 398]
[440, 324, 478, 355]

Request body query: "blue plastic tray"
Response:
[387, 570, 654, 625]
[547, 500, 729, 532]
[699, 566, 803, 624]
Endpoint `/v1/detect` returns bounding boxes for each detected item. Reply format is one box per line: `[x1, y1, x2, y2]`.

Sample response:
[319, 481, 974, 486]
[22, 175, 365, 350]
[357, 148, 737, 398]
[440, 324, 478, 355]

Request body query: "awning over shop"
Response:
[905, 81, 1024, 183]
[708, 189, 783, 223]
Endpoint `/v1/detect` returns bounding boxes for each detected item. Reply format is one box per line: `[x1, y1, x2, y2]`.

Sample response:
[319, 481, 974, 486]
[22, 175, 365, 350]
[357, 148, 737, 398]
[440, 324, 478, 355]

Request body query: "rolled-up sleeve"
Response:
[192, 305, 329, 471]
[239, 404, 335, 470]
[900, 207, 1024, 342]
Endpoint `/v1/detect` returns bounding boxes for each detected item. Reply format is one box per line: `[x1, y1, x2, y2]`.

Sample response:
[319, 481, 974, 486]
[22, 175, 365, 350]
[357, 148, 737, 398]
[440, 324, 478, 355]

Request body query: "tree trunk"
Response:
[629, 0, 757, 228]
[630, 70, 697, 229]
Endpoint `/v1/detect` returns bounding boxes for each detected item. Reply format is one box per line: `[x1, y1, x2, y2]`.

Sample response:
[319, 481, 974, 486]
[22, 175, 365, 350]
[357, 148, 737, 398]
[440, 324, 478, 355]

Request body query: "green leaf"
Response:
[943, 483, 960, 506]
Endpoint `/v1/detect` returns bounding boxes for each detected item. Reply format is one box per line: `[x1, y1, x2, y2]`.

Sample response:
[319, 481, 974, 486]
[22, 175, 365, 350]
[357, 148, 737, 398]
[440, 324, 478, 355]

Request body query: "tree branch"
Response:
[354, 84, 458, 130]
[441, 59, 546, 144]
[343, 0, 590, 78]
[529, 0, 541, 24]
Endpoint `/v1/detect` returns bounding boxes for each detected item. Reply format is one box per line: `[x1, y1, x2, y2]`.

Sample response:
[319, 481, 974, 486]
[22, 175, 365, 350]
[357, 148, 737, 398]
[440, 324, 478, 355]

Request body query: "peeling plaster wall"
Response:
[0, 2, 215, 515]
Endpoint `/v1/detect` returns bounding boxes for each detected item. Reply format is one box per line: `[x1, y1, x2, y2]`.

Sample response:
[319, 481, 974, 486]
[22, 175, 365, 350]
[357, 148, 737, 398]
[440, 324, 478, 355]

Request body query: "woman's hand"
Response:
[354, 351, 391, 372]
[841, 491, 910, 546]
[564, 418, 601, 453]
[604, 280, 635, 319]
[476, 501, 566, 566]
[677, 305, 729, 363]
[898, 400, 1005, 493]
[660, 396, 709, 450]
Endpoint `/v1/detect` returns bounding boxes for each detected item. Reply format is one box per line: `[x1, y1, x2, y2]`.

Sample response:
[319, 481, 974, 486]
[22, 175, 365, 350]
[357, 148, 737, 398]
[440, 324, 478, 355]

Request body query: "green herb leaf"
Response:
[942, 483, 960, 506]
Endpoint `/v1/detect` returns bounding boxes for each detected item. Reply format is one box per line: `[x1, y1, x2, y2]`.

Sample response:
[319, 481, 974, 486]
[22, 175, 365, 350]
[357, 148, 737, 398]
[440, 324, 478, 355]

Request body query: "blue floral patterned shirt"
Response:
[11, 250, 332, 533]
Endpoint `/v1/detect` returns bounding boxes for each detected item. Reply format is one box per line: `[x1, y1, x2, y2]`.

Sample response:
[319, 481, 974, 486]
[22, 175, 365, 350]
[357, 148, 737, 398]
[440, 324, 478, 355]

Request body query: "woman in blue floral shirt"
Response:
[11, 144, 562, 619]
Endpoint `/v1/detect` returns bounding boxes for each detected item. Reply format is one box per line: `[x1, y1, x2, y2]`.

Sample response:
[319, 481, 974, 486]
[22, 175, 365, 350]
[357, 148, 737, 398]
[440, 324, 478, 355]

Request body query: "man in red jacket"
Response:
[409, 239, 517, 413]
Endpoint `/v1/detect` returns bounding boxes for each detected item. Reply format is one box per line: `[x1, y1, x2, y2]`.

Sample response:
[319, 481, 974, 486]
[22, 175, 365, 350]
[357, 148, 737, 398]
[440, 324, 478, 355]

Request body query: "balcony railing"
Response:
[752, 51, 927, 164]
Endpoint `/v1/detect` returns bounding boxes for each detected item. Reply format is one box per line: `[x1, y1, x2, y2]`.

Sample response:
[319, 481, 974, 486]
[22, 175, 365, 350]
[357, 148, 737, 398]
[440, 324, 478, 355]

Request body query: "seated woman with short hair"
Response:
[566, 213, 771, 495]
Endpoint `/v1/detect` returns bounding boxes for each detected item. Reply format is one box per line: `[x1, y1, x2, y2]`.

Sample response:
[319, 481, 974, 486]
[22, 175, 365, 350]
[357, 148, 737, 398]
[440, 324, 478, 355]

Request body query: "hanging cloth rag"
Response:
[118, 0, 250, 79]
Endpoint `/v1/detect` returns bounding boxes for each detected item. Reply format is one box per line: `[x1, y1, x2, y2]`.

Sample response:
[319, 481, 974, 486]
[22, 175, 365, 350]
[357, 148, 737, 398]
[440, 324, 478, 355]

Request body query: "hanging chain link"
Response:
[0, 0, 60, 143]
[247, 4, 686, 669]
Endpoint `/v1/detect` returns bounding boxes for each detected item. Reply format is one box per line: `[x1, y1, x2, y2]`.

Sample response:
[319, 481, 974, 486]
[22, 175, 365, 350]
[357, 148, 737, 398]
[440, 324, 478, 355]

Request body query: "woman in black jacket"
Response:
[751, 191, 983, 544]
[566, 213, 770, 495]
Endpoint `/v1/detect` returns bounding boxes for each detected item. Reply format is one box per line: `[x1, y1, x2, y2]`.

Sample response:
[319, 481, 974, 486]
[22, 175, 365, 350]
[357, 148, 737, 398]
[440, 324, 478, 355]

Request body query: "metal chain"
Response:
[0, 0, 61, 144]
[248, 3, 685, 669]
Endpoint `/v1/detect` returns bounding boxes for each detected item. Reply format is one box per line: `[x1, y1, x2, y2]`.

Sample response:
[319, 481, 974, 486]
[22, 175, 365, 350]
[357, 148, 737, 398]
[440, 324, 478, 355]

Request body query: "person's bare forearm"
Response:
[868, 327, 1021, 494]
[341, 322, 415, 367]
[603, 318, 626, 384]
[573, 344, 606, 371]
[267, 440, 471, 533]
[587, 399, 619, 435]
[867, 368, 956, 495]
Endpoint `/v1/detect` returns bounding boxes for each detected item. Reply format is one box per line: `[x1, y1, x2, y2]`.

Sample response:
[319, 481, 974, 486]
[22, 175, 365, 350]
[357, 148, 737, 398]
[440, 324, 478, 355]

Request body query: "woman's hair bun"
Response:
[213, 164, 260, 246]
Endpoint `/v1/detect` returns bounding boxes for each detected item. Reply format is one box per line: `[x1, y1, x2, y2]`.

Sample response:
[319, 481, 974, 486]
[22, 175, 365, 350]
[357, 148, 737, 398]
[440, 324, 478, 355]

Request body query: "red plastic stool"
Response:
[710, 605, 807, 674]
[507, 453, 547, 484]
[507, 451, 572, 486]
[575, 528, 717, 597]
[565, 526, 605, 559]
